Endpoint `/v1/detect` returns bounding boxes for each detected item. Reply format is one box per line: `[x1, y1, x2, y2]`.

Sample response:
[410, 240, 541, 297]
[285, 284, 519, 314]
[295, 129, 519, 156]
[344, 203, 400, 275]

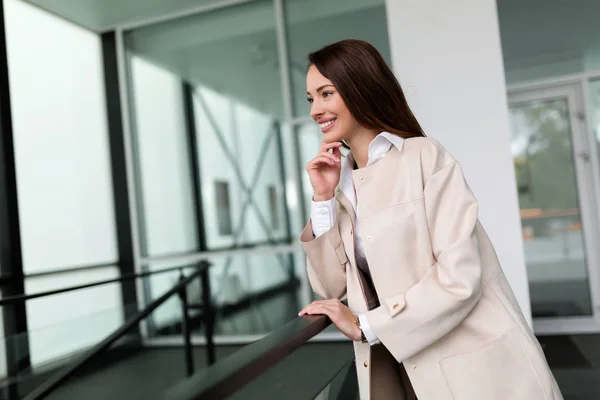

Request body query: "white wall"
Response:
[384, 0, 532, 323]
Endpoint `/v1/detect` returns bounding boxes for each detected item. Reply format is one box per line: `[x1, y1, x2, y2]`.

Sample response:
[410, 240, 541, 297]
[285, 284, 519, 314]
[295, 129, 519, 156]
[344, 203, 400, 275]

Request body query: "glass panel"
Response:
[509, 97, 592, 317]
[193, 88, 289, 249]
[141, 261, 190, 335]
[285, 0, 391, 116]
[0, 297, 198, 398]
[24, 267, 124, 367]
[126, 0, 290, 252]
[592, 80, 600, 168]
[128, 55, 199, 257]
[208, 251, 300, 336]
[146, 252, 302, 339]
[4, 0, 118, 271]
[498, 1, 600, 84]
[296, 123, 322, 220]
[0, 308, 5, 378]
[0, 301, 136, 397]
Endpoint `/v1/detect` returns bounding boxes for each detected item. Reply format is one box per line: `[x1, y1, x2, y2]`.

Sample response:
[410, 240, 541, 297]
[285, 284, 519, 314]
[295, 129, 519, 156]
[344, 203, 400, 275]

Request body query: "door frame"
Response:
[508, 82, 600, 334]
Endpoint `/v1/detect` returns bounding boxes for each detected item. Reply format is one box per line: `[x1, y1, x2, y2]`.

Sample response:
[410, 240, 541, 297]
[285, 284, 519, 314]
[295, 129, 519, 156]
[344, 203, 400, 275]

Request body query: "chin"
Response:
[322, 131, 346, 144]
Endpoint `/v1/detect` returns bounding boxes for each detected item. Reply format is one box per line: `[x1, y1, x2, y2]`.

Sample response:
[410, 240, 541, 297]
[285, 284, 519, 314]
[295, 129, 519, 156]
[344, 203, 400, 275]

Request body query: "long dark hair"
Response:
[308, 39, 425, 139]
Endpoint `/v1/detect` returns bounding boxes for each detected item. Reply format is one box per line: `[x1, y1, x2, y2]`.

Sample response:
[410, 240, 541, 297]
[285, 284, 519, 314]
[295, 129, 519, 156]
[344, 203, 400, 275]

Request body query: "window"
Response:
[215, 181, 233, 236]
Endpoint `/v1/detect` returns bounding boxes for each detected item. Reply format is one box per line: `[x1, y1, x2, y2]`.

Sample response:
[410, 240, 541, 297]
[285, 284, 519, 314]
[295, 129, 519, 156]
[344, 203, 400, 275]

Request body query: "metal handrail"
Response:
[0, 263, 203, 307]
[23, 261, 214, 400]
[165, 314, 333, 400]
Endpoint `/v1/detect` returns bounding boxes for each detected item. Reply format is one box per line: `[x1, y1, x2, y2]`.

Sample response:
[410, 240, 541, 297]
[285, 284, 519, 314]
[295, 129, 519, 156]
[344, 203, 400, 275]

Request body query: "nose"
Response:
[310, 101, 325, 121]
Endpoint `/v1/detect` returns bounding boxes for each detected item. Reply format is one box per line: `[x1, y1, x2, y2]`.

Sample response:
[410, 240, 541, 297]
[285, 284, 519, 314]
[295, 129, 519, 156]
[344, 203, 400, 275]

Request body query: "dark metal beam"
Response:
[182, 82, 207, 252]
[0, 1, 30, 398]
[101, 31, 140, 323]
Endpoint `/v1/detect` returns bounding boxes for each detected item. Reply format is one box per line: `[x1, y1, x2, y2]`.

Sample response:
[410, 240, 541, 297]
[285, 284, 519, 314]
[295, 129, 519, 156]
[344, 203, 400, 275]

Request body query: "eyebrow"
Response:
[306, 84, 334, 96]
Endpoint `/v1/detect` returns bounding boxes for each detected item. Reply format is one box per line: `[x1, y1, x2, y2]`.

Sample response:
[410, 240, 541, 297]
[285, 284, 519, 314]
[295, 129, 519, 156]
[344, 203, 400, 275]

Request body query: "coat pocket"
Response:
[439, 330, 548, 400]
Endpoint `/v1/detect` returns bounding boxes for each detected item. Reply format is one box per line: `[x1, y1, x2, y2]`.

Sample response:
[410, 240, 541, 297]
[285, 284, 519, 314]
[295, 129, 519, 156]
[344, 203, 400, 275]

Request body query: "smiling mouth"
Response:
[319, 119, 336, 129]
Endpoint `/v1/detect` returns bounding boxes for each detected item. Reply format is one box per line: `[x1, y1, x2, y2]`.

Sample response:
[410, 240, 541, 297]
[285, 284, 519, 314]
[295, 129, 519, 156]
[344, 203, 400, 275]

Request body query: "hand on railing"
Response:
[299, 299, 361, 341]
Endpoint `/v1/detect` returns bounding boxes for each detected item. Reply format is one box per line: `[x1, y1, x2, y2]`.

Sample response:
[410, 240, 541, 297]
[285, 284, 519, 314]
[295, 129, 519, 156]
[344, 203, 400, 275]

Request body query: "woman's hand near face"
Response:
[298, 299, 362, 341]
[306, 141, 343, 201]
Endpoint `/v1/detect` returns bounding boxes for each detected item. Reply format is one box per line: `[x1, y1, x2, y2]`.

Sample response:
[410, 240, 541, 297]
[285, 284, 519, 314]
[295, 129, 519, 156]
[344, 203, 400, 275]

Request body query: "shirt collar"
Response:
[338, 132, 405, 210]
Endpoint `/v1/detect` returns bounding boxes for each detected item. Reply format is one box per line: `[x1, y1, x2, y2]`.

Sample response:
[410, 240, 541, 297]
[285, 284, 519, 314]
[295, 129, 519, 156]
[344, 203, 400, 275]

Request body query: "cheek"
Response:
[333, 99, 352, 122]
[339, 106, 359, 129]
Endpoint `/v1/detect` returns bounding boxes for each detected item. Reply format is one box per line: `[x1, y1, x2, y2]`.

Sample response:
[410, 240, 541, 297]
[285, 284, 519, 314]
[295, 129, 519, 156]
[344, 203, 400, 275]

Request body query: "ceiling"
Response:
[497, 0, 600, 83]
[124, 0, 390, 117]
[22, 0, 390, 117]
[26, 0, 231, 32]
[23, 0, 600, 114]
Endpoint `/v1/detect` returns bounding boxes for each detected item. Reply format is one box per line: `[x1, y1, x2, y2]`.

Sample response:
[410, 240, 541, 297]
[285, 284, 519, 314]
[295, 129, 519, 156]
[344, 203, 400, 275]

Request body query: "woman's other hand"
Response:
[298, 299, 361, 341]
[306, 142, 342, 201]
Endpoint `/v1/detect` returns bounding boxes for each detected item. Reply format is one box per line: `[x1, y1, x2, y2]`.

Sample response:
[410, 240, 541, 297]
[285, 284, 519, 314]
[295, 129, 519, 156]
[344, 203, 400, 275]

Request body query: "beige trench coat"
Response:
[300, 137, 563, 400]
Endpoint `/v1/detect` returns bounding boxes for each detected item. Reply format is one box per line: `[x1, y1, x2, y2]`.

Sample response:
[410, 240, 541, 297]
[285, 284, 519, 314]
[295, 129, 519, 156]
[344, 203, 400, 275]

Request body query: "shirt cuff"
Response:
[358, 313, 380, 345]
[310, 198, 337, 237]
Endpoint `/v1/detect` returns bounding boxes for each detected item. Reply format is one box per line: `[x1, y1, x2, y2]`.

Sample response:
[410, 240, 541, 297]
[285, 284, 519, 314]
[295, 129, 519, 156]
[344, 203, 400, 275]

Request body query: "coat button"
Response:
[366, 236, 372, 241]
[363, 360, 368, 368]
[350, 229, 353, 235]
[411, 364, 417, 370]
[359, 176, 364, 181]
[393, 303, 400, 310]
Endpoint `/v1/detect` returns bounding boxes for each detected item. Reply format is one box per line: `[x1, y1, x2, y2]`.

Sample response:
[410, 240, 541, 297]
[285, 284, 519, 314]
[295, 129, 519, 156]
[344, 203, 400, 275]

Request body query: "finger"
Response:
[301, 304, 331, 317]
[307, 156, 336, 169]
[317, 151, 340, 164]
[299, 301, 324, 313]
[332, 146, 342, 158]
[298, 300, 327, 315]
[303, 303, 336, 318]
[320, 141, 343, 153]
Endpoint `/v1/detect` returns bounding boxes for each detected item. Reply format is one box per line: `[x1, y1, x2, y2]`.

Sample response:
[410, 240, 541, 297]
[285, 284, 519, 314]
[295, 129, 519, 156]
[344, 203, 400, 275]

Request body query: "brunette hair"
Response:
[308, 39, 425, 138]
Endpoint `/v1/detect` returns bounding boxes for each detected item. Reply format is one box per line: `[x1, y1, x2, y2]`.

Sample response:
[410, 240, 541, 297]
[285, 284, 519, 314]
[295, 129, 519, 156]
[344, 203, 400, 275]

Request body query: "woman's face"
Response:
[306, 65, 361, 143]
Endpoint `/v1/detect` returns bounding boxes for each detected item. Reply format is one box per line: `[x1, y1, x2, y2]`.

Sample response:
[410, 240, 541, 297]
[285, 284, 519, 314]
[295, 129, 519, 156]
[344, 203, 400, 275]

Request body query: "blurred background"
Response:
[0, 0, 599, 398]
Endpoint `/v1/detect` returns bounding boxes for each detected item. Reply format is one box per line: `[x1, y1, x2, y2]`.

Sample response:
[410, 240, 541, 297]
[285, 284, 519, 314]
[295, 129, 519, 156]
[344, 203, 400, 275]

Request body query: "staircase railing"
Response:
[0, 260, 214, 400]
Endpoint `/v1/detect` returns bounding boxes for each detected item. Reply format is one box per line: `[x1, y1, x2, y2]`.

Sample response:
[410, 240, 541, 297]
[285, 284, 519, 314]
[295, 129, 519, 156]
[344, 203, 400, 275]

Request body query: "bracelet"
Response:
[353, 315, 368, 343]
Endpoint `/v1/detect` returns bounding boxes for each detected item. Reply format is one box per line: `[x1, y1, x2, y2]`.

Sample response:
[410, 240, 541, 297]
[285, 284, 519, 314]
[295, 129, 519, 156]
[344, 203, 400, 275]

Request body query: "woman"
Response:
[297, 39, 562, 400]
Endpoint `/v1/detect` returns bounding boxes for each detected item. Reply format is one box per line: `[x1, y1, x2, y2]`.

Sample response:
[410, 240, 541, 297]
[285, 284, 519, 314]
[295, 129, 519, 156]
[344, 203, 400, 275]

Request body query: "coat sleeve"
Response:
[365, 160, 483, 362]
[300, 218, 348, 300]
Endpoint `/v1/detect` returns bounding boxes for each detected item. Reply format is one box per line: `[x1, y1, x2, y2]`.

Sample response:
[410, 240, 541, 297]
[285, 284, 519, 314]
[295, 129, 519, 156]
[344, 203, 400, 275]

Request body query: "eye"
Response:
[322, 91, 334, 98]
[307, 98, 314, 104]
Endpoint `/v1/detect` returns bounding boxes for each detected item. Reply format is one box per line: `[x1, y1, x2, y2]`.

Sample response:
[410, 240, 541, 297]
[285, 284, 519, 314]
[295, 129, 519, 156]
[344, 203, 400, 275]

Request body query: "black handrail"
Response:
[0, 263, 203, 306]
[165, 314, 333, 400]
[23, 261, 213, 400]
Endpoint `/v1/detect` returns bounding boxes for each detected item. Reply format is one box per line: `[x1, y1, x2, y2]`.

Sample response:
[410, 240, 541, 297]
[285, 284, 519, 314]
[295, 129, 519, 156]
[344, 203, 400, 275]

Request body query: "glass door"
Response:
[508, 83, 600, 334]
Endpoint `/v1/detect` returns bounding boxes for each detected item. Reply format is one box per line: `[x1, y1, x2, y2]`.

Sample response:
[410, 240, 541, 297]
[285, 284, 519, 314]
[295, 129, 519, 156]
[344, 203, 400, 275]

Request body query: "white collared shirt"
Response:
[310, 132, 405, 345]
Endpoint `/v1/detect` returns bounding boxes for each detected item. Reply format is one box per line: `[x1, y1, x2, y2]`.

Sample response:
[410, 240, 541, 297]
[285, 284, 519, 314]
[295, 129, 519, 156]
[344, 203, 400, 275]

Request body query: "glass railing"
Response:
[0, 303, 137, 398]
[144, 251, 307, 340]
[0, 262, 213, 400]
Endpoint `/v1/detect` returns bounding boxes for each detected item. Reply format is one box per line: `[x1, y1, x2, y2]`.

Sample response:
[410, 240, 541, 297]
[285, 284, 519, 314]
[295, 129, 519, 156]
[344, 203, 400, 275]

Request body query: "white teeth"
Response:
[319, 120, 335, 129]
